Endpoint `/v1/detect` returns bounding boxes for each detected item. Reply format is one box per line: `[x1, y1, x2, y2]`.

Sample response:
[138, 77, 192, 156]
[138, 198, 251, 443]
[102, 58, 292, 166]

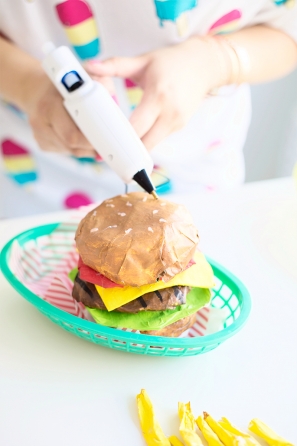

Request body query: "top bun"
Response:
[75, 192, 199, 287]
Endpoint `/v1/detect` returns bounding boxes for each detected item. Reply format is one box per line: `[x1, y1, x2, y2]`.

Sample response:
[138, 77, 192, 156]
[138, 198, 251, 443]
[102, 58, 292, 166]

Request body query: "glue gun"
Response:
[42, 44, 157, 197]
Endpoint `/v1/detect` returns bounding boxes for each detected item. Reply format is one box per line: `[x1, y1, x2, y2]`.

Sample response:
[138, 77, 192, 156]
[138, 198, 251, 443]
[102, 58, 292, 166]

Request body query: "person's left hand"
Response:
[85, 37, 228, 150]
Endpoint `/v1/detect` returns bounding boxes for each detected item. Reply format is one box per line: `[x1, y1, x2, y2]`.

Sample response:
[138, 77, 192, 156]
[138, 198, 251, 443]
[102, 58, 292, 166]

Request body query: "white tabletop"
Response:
[1, 178, 297, 445]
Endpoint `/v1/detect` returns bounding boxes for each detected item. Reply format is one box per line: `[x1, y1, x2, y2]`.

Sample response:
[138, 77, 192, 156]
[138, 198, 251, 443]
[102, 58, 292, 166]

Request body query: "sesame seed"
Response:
[160, 203, 166, 206]
[159, 218, 167, 223]
[92, 211, 97, 216]
[126, 201, 132, 206]
[90, 228, 98, 233]
[106, 204, 115, 207]
[143, 196, 147, 202]
[105, 199, 113, 202]
[148, 227, 154, 233]
[153, 210, 158, 214]
[118, 212, 126, 217]
[107, 225, 117, 228]
[125, 228, 132, 234]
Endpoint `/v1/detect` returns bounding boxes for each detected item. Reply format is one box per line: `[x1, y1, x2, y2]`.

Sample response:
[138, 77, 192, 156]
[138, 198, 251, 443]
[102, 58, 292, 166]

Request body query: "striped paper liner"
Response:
[8, 205, 227, 337]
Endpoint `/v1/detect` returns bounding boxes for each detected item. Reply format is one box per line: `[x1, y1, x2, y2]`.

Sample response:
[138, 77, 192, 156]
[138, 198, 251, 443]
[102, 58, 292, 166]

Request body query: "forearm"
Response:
[220, 25, 297, 84]
[0, 36, 44, 112]
[196, 25, 297, 89]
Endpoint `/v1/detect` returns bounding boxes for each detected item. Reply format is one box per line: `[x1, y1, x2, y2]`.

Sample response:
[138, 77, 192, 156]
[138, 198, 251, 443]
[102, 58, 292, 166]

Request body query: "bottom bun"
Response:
[140, 312, 196, 337]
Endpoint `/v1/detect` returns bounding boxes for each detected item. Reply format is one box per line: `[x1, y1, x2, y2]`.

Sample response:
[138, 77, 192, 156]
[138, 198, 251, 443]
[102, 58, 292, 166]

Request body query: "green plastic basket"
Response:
[1, 224, 251, 357]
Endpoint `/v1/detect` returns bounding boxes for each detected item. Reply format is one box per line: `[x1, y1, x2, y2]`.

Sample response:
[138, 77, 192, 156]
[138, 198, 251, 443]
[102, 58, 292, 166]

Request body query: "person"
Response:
[0, 0, 297, 218]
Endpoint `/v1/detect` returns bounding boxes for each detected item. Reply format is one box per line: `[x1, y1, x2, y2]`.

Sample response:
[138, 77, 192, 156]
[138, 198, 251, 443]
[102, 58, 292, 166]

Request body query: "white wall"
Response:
[243, 68, 297, 182]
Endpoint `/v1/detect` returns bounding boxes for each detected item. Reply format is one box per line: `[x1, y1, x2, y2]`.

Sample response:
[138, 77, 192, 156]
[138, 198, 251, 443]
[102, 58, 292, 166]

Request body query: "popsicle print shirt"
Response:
[0, 0, 296, 217]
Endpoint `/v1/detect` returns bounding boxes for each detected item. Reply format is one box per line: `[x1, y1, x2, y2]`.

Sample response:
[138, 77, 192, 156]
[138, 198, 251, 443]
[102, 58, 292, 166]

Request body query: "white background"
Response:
[244, 68, 297, 182]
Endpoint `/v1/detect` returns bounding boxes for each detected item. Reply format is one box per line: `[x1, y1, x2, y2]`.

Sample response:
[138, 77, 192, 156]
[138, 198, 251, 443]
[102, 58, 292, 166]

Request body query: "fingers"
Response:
[49, 101, 93, 152]
[33, 127, 70, 154]
[86, 56, 147, 80]
[141, 115, 173, 151]
[88, 73, 117, 96]
[34, 124, 96, 157]
[71, 148, 97, 158]
[129, 91, 160, 139]
[28, 74, 97, 157]
[139, 104, 189, 150]
[30, 106, 96, 157]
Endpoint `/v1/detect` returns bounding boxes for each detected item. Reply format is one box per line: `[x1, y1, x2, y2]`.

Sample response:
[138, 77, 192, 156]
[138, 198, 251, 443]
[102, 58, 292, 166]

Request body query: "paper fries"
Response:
[178, 402, 202, 446]
[249, 419, 293, 446]
[168, 436, 185, 446]
[136, 389, 171, 446]
[196, 415, 224, 446]
[203, 412, 237, 446]
[136, 391, 293, 446]
[219, 417, 261, 446]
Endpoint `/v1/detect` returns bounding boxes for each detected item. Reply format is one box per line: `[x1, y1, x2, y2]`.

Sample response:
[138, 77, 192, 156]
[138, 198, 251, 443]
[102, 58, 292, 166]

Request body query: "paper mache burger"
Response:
[72, 192, 214, 337]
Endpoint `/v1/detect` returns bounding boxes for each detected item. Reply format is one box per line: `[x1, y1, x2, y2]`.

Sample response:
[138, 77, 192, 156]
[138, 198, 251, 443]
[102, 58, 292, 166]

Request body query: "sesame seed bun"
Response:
[75, 192, 199, 287]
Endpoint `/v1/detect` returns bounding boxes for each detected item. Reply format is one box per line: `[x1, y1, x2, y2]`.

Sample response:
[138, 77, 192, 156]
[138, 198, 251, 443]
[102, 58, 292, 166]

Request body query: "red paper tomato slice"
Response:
[78, 257, 195, 288]
[78, 257, 123, 288]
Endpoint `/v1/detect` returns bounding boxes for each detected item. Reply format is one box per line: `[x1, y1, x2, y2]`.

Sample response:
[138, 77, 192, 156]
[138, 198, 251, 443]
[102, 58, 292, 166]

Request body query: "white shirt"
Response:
[0, 0, 296, 217]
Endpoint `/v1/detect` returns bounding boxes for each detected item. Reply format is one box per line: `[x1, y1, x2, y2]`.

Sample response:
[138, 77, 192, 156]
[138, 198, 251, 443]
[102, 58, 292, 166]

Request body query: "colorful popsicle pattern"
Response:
[1, 139, 37, 185]
[151, 164, 172, 194]
[208, 10, 242, 35]
[125, 79, 143, 110]
[124, 81, 171, 193]
[63, 191, 93, 209]
[153, 0, 197, 23]
[55, 0, 100, 60]
[273, 0, 295, 6]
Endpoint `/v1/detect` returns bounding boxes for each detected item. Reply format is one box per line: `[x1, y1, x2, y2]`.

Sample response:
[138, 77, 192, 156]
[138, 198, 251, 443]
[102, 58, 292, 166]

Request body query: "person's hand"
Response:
[22, 67, 116, 157]
[86, 37, 230, 150]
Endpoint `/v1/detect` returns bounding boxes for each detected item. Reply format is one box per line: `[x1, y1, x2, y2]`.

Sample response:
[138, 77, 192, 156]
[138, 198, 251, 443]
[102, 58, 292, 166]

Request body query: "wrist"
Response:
[205, 36, 234, 88]
[0, 37, 48, 113]
[206, 36, 251, 88]
[188, 35, 250, 91]
[185, 35, 233, 92]
[20, 63, 49, 114]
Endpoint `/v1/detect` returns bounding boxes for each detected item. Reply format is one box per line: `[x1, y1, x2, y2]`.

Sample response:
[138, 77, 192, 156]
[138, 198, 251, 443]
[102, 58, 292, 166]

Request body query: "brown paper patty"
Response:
[75, 192, 199, 287]
[72, 274, 189, 313]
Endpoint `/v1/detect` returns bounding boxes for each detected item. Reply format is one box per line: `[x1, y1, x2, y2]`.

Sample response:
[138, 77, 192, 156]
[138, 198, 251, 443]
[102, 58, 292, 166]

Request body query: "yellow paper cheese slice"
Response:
[95, 252, 214, 311]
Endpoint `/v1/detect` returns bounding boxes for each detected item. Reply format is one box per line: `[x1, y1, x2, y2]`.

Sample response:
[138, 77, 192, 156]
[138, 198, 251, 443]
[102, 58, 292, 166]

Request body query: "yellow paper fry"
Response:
[196, 415, 224, 446]
[136, 389, 171, 446]
[169, 435, 185, 446]
[248, 419, 293, 446]
[219, 417, 260, 445]
[178, 402, 202, 446]
[204, 412, 237, 446]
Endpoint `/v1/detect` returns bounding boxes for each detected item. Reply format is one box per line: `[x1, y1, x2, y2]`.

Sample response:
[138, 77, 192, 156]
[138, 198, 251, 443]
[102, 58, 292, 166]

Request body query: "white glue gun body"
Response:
[42, 45, 155, 194]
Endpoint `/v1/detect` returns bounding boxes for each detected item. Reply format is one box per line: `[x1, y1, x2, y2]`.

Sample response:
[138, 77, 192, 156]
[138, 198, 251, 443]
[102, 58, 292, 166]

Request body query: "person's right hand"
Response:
[0, 36, 117, 157]
[23, 68, 115, 158]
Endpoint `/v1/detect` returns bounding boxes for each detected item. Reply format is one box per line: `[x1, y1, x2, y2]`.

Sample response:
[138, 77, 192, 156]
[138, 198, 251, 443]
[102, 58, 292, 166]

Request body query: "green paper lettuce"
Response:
[87, 287, 211, 331]
[68, 267, 78, 283]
